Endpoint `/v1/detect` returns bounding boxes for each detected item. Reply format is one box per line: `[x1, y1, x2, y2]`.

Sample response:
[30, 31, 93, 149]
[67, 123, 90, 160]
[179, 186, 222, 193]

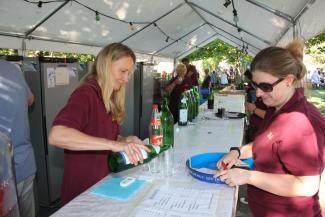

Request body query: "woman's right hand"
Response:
[175, 76, 183, 85]
[112, 141, 150, 165]
[245, 102, 256, 113]
[216, 150, 239, 170]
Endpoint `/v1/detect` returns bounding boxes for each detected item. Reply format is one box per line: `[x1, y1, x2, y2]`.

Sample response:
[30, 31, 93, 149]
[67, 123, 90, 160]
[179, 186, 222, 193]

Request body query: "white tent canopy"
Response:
[0, 0, 324, 61]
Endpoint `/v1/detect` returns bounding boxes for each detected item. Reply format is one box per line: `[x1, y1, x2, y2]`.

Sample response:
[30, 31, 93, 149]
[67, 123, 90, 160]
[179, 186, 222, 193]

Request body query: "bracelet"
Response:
[230, 147, 241, 159]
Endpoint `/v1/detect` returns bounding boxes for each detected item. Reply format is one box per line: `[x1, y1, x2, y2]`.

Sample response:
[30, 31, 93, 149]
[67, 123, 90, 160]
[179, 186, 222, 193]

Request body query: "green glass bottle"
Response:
[161, 98, 174, 148]
[178, 92, 188, 126]
[108, 145, 161, 173]
[194, 86, 200, 117]
[190, 89, 198, 118]
[208, 88, 214, 110]
[186, 91, 193, 122]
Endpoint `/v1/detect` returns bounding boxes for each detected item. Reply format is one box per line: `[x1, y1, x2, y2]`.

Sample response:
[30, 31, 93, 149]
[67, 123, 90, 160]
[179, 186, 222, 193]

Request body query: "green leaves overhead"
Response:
[305, 32, 325, 54]
[305, 32, 325, 67]
[185, 39, 252, 65]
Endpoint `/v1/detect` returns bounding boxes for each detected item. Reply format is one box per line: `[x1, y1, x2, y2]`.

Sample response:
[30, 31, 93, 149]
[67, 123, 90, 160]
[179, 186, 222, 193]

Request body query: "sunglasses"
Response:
[251, 78, 284, 92]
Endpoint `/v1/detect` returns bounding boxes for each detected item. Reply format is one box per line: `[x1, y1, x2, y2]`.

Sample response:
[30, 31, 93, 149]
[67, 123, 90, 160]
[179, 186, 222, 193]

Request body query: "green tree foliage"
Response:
[0, 49, 95, 62]
[0, 48, 18, 56]
[185, 39, 252, 73]
[305, 32, 325, 68]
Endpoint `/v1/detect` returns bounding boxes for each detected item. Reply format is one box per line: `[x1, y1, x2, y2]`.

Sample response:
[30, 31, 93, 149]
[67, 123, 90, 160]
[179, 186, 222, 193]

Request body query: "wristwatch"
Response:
[230, 147, 241, 159]
[252, 107, 257, 114]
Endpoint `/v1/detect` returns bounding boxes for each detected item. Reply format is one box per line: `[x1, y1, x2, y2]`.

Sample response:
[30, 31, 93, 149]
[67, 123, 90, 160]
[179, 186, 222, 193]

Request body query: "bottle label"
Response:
[151, 135, 163, 146]
[179, 109, 188, 122]
[151, 118, 161, 126]
[119, 149, 148, 165]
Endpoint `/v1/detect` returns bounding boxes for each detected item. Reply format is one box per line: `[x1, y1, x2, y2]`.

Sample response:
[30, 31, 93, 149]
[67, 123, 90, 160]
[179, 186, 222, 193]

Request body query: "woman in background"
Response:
[165, 63, 192, 123]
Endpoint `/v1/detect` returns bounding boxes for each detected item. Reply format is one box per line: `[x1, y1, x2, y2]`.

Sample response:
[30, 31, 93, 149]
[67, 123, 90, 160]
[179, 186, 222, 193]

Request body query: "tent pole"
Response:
[120, 2, 186, 43]
[293, 22, 297, 39]
[188, 2, 271, 46]
[25, 1, 70, 37]
[176, 32, 257, 59]
[275, 0, 315, 44]
[185, 0, 218, 34]
[208, 23, 261, 51]
[175, 33, 218, 59]
[186, 0, 260, 52]
[153, 23, 206, 55]
[215, 30, 258, 54]
[244, 0, 293, 23]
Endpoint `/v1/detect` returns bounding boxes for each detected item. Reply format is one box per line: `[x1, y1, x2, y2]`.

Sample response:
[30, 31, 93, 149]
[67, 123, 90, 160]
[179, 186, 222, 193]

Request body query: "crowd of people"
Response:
[1, 39, 325, 217]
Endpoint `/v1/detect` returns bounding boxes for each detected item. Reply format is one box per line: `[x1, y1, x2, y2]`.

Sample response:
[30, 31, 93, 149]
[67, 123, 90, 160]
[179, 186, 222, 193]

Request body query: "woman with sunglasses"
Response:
[215, 39, 325, 217]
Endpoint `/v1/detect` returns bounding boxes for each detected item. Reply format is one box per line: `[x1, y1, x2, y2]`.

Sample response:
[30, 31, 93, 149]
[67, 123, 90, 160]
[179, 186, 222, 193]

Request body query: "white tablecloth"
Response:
[51, 94, 246, 217]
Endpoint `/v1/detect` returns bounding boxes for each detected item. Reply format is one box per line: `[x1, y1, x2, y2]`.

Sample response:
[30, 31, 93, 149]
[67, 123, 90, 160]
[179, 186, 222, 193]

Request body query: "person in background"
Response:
[244, 69, 268, 143]
[48, 43, 149, 205]
[165, 63, 190, 123]
[0, 59, 36, 217]
[215, 39, 325, 217]
[201, 68, 211, 89]
[210, 70, 217, 88]
[311, 69, 321, 88]
[181, 57, 199, 86]
[220, 70, 228, 86]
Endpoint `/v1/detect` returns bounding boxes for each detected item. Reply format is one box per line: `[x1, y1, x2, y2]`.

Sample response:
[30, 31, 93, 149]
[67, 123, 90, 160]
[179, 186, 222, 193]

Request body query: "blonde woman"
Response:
[48, 43, 149, 205]
[165, 63, 191, 123]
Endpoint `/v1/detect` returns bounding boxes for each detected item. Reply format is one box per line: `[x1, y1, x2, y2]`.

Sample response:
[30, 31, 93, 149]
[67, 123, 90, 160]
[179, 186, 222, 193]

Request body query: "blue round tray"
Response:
[186, 152, 254, 184]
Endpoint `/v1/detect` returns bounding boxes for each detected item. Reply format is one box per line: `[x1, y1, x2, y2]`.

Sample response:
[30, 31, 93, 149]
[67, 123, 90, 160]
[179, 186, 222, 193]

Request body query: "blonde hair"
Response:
[175, 63, 186, 75]
[250, 39, 307, 86]
[82, 43, 136, 124]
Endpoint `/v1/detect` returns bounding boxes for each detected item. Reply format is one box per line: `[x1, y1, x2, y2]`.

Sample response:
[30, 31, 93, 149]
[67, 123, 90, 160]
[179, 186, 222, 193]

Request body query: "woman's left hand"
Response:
[245, 102, 256, 113]
[215, 168, 250, 187]
[125, 136, 143, 145]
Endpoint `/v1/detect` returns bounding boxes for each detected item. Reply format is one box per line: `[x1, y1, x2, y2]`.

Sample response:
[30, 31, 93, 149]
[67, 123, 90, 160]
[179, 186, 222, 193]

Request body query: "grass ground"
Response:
[307, 89, 325, 115]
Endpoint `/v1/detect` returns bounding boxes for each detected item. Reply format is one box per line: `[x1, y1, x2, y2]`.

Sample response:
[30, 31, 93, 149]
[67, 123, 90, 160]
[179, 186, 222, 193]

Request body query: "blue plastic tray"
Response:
[186, 152, 254, 184]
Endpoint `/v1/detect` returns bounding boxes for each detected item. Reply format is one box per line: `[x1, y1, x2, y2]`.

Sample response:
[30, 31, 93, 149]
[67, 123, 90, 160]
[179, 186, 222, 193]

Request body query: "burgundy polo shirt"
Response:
[167, 76, 193, 123]
[52, 78, 120, 205]
[248, 88, 325, 217]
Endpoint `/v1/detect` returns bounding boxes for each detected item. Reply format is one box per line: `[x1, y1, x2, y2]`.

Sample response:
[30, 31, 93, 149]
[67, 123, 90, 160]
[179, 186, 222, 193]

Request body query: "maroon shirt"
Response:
[167, 76, 193, 123]
[53, 78, 120, 205]
[248, 88, 325, 217]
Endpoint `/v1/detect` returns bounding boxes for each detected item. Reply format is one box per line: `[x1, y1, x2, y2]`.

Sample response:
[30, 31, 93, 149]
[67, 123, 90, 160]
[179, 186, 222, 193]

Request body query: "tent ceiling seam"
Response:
[120, 2, 186, 43]
[25, 0, 70, 37]
[175, 33, 218, 58]
[153, 23, 206, 55]
[207, 22, 262, 51]
[185, 0, 218, 34]
[188, 1, 272, 46]
[186, 0, 258, 54]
